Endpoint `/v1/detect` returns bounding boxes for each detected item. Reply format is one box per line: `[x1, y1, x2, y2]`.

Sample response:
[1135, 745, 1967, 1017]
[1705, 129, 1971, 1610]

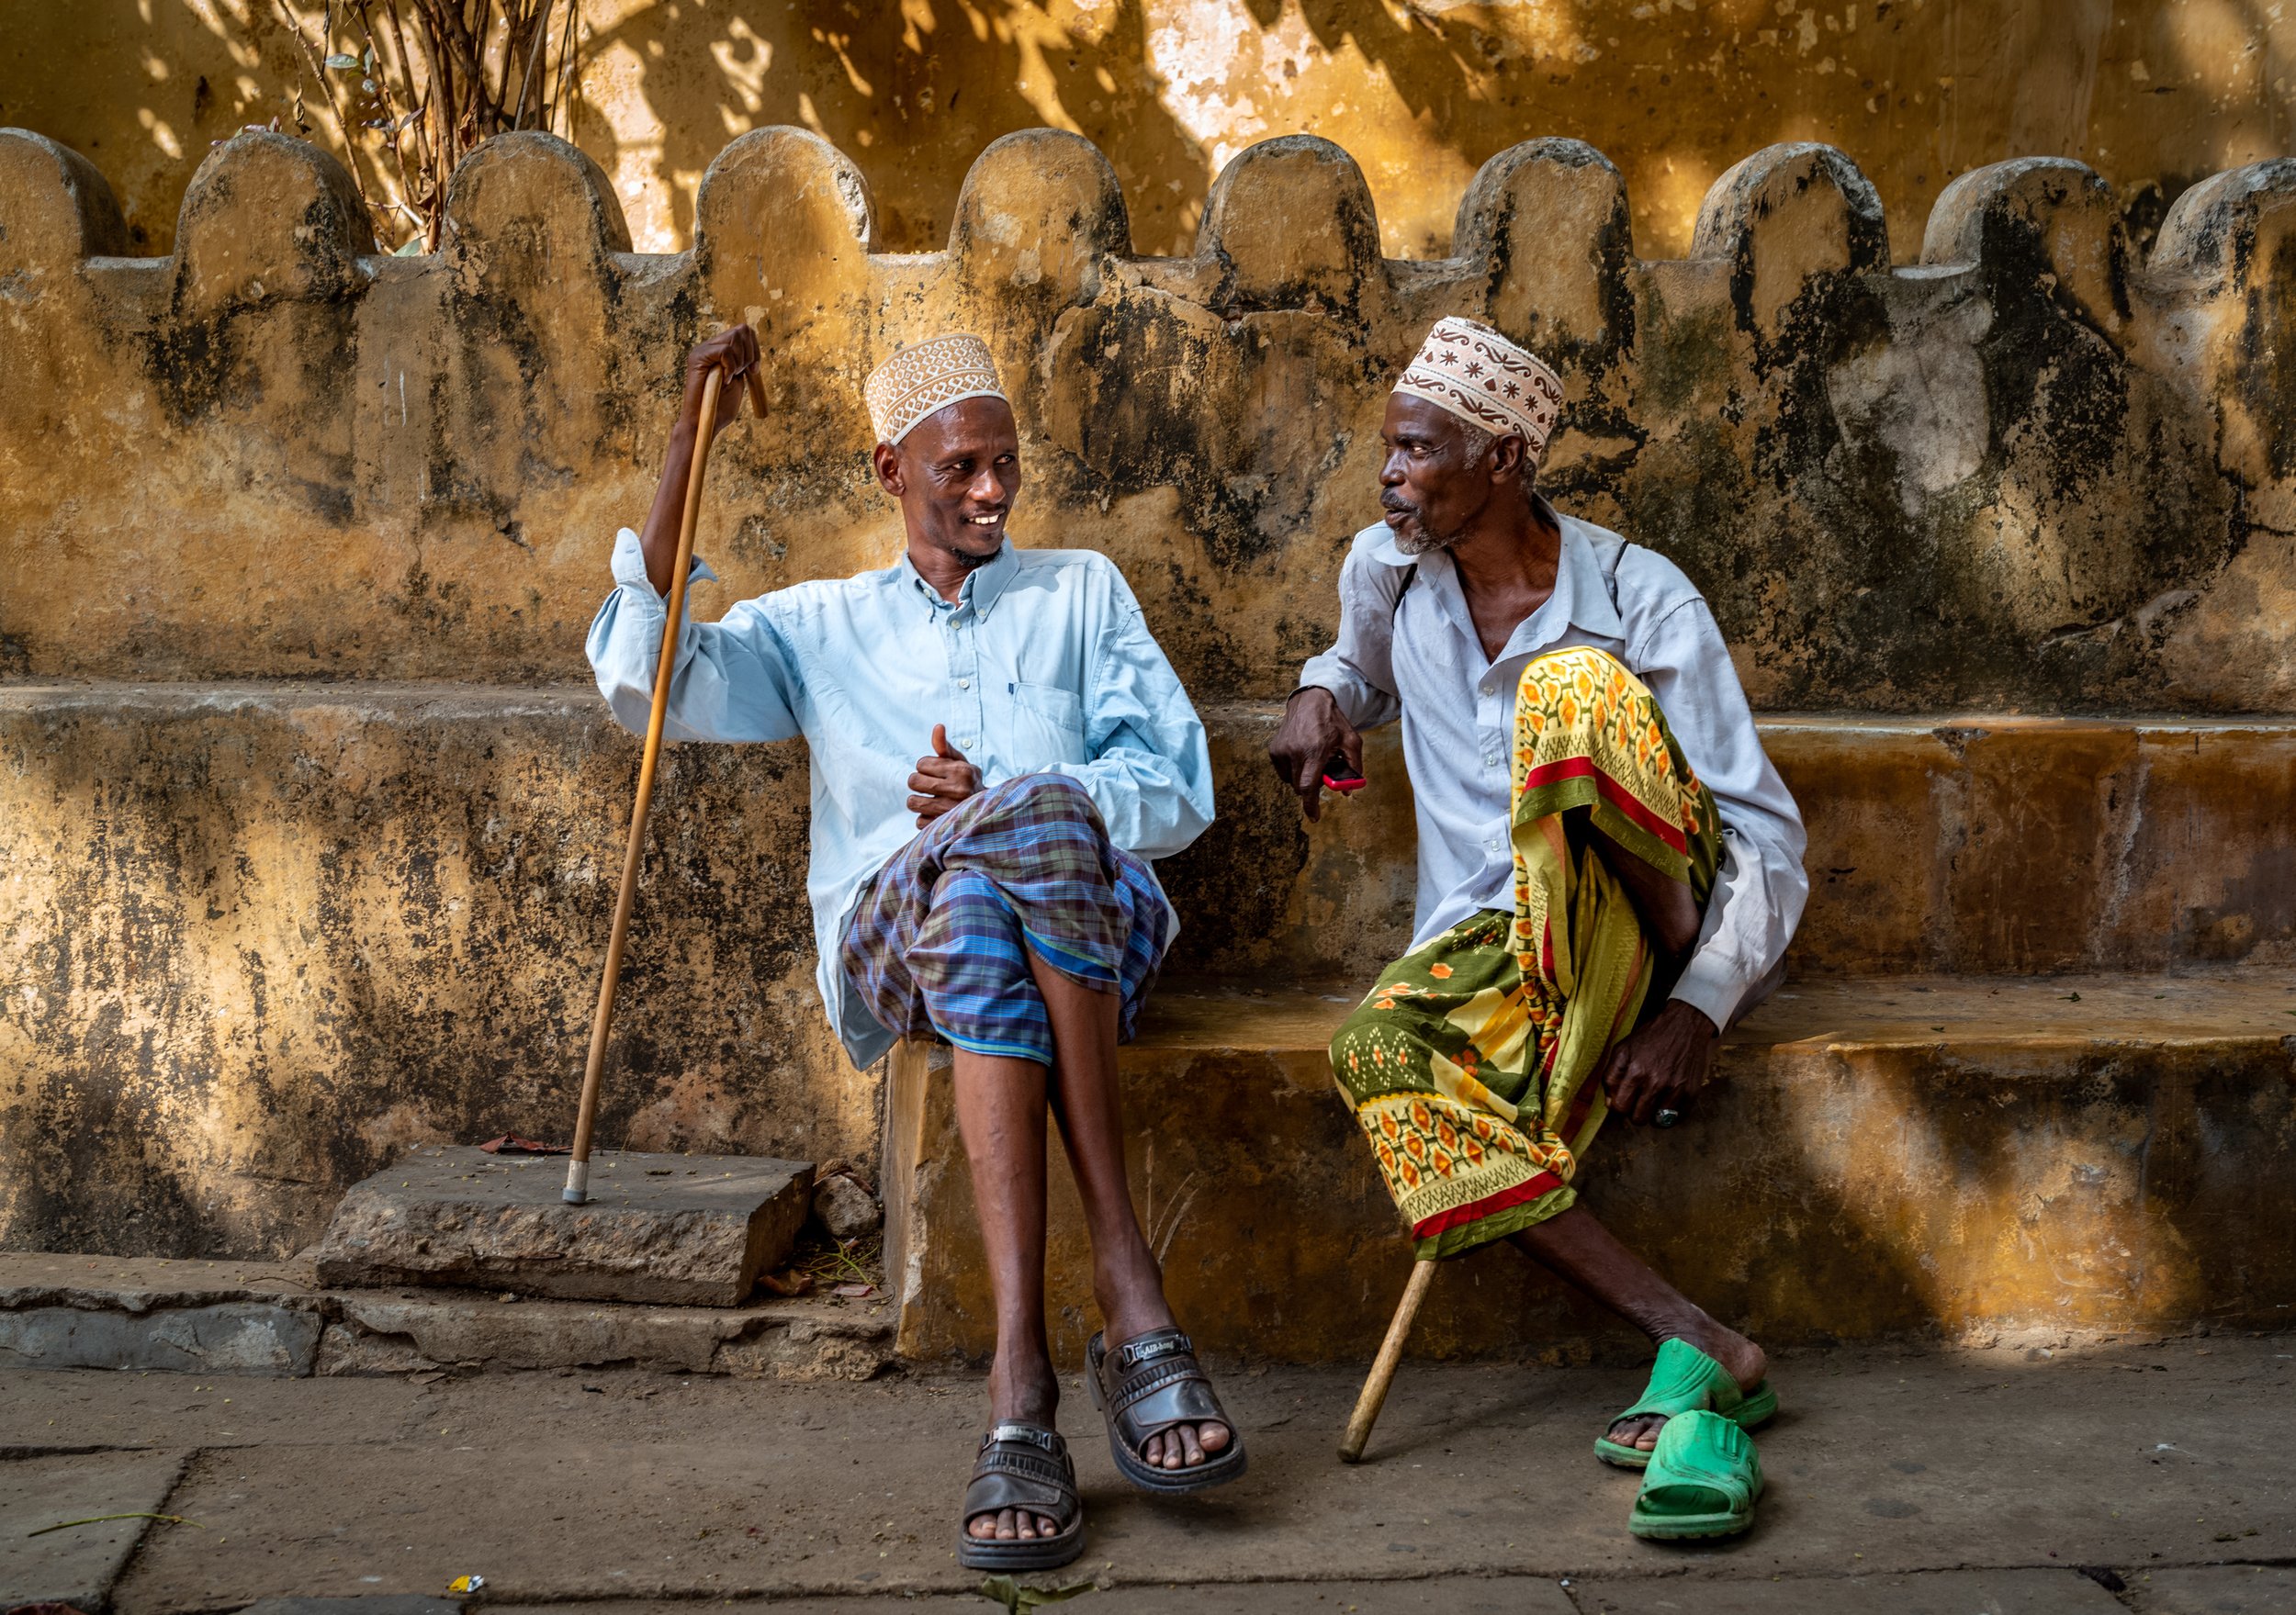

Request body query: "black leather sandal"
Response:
[1086, 1326, 1248, 1495]
[954, 1421, 1087, 1571]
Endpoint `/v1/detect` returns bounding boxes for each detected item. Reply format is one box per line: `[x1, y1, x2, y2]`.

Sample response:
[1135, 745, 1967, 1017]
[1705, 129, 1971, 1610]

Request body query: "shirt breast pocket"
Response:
[1006, 679, 1089, 766]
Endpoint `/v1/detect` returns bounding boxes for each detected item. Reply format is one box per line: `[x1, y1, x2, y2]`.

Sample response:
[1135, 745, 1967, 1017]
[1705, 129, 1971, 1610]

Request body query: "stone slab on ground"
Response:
[0, 1254, 327, 1375]
[1570, 1567, 2126, 1612]
[2, 1305, 325, 1376]
[0, 1449, 188, 1609]
[0, 1251, 892, 1382]
[2129, 1564, 2296, 1612]
[237, 1601, 463, 1615]
[1089, 1579, 1579, 1612]
[0, 1254, 325, 1312]
[310, 1147, 815, 1307]
[315, 1289, 891, 1378]
[28, 1333, 2279, 1609]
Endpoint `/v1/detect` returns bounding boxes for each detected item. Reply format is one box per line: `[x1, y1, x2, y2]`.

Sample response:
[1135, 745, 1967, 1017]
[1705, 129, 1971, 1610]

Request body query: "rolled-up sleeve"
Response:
[1297, 533, 1407, 732]
[1048, 583, 1214, 860]
[585, 527, 803, 744]
[1635, 599, 1809, 1030]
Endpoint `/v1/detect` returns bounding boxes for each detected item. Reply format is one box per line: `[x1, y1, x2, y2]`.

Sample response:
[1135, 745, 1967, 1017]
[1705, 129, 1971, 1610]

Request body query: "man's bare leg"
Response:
[1509, 1204, 1766, 1452]
[1027, 953, 1232, 1472]
[951, 1049, 1064, 1542]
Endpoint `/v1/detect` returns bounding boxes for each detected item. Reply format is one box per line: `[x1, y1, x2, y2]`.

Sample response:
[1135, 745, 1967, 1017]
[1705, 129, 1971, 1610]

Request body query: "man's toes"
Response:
[996, 1507, 1019, 1541]
[1142, 1431, 1163, 1467]
[1180, 1424, 1207, 1467]
[1014, 1511, 1037, 1541]
[1037, 1514, 1060, 1538]
[969, 1514, 999, 1541]
[1606, 1415, 1663, 1451]
[1199, 1419, 1232, 1454]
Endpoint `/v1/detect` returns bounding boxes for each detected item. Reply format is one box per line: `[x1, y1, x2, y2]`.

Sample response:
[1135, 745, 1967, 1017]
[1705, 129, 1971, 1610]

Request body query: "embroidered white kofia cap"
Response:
[1392, 317, 1565, 465]
[863, 333, 1007, 445]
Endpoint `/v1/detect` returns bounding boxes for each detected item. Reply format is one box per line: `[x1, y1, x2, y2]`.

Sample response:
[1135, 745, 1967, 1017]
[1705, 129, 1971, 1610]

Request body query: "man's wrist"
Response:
[1662, 997, 1721, 1038]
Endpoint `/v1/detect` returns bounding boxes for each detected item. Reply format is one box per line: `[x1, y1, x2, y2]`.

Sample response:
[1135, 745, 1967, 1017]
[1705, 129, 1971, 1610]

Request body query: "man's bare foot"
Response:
[968, 1352, 1064, 1542]
[1099, 1300, 1234, 1472]
[1141, 1418, 1232, 1470]
[969, 1504, 1064, 1542]
[1604, 1322, 1767, 1453]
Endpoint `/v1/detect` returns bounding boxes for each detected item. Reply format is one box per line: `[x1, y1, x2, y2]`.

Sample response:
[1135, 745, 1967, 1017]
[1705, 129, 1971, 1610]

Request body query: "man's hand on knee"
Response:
[909, 723, 982, 826]
[1267, 687, 1360, 823]
[1598, 1000, 1719, 1126]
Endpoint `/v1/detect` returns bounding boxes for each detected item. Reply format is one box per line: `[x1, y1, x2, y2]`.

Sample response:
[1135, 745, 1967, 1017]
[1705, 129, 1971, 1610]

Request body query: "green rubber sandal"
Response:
[1629, 1409, 1763, 1540]
[1593, 1337, 1779, 1470]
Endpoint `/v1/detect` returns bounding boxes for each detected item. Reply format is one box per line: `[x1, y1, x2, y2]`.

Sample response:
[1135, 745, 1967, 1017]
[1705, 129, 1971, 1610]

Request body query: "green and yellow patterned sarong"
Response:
[1330, 647, 1722, 1258]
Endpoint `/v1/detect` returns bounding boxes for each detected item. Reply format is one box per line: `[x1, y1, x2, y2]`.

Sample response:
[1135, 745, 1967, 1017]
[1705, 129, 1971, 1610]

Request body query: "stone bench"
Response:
[5, 681, 2293, 1362]
[883, 972, 2296, 1363]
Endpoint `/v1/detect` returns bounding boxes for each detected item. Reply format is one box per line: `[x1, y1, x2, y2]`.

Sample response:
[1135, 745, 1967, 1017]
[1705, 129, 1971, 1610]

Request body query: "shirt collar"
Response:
[1367, 498, 1625, 646]
[901, 541, 1019, 619]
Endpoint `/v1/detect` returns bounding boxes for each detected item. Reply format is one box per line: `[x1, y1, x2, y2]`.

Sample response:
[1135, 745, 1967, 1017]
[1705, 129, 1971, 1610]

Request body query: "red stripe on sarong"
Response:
[1411, 1170, 1564, 1239]
[1520, 756, 1688, 856]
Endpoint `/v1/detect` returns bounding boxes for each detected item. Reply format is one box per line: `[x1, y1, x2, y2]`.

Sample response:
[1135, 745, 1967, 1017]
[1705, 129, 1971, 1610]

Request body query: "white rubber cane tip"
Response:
[562, 1159, 591, 1205]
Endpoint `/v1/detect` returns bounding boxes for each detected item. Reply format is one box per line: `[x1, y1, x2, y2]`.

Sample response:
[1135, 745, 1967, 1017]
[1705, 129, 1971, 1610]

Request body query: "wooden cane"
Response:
[1338, 1257, 1436, 1463]
[563, 363, 742, 1205]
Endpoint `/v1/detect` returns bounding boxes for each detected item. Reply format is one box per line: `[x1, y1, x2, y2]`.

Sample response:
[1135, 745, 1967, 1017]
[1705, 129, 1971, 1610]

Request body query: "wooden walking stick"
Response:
[563, 357, 766, 1205]
[1338, 1257, 1436, 1463]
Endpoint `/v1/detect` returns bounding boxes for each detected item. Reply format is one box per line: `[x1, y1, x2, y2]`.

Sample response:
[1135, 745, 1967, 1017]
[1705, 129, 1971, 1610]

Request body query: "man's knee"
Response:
[995, 771, 1098, 823]
[1518, 647, 1649, 712]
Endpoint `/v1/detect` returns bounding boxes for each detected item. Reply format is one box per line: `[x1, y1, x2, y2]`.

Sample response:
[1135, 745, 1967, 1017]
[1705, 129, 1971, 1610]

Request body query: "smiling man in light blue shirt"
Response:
[588, 328, 1240, 1572]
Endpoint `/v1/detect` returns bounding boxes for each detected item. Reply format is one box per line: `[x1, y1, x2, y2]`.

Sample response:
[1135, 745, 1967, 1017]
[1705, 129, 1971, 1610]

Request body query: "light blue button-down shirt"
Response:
[587, 529, 1215, 1069]
[1298, 512, 1807, 1031]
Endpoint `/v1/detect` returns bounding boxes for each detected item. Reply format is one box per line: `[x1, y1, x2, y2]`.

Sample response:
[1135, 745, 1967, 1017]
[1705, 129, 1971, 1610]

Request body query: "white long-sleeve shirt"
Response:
[1297, 513, 1807, 1030]
[587, 529, 1214, 1068]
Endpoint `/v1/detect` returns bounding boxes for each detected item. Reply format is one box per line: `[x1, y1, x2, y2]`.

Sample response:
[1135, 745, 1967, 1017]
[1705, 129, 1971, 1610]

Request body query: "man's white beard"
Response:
[1393, 519, 1461, 556]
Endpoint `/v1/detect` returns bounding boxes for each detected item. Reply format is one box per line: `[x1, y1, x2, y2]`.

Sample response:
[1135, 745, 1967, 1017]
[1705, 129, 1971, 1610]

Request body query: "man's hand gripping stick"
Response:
[564, 343, 764, 1204]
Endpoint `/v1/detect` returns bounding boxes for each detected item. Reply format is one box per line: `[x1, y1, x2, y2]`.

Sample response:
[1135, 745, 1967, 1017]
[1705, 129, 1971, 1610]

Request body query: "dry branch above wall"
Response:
[1, 125, 2293, 711]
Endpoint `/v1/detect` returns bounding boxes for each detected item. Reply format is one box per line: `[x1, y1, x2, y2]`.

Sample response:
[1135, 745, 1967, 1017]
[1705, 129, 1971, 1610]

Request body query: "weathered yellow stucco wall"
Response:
[2, 111, 2293, 1273]
[4, 13, 2295, 1338]
[7, 1, 2292, 259]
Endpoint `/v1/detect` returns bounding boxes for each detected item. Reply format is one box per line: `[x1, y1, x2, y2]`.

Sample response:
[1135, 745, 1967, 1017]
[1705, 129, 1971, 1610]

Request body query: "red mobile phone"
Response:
[1321, 754, 1367, 794]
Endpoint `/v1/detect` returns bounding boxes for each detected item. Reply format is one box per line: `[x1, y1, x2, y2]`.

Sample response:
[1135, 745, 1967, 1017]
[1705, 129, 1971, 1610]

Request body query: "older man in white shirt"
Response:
[1270, 318, 1806, 1538]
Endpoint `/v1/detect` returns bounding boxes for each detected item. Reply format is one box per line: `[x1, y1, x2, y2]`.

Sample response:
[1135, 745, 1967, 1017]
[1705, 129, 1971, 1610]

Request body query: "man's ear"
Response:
[872, 441, 906, 497]
[1488, 432, 1529, 486]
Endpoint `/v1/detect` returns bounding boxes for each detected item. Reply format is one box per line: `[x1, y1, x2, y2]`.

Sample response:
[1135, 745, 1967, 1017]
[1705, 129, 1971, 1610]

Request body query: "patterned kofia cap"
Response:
[863, 333, 1007, 446]
[1392, 317, 1565, 464]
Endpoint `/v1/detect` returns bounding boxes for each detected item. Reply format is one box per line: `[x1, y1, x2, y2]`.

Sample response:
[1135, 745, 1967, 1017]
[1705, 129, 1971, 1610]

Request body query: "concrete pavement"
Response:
[3, 1330, 2289, 1612]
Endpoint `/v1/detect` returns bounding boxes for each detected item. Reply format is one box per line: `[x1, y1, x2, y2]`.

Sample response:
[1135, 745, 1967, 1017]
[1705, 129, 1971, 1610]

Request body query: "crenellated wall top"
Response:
[2, 124, 2293, 711]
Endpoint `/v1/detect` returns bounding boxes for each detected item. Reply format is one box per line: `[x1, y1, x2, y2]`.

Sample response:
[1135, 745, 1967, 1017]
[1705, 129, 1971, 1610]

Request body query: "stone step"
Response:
[881, 971, 2296, 1364]
[0, 1252, 893, 1381]
[6, 679, 2292, 1263]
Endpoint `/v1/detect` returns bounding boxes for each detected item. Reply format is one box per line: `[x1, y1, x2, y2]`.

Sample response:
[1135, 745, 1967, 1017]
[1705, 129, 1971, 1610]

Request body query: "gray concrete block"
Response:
[0, 1450, 189, 1609]
[313, 1289, 890, 1378]
[0, 1303, 322, 1375]
[311, 1147, 814, 1307]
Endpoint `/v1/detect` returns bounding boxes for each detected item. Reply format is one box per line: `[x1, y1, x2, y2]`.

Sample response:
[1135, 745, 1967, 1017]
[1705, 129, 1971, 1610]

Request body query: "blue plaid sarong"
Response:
[839, 773, 1171, 1066]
